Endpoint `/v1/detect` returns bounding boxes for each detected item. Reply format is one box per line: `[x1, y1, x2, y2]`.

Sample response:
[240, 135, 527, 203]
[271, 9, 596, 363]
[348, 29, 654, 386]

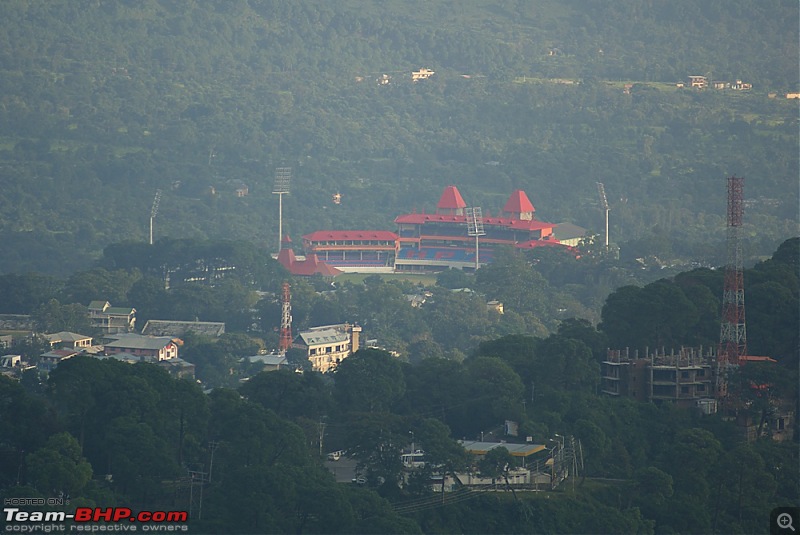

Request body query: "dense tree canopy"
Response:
[0, 1, 795, 277]
[1, 236, 797, 533]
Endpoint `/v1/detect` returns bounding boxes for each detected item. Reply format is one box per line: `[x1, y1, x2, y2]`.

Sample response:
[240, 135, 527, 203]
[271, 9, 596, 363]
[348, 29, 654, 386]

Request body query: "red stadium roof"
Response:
[503, 190, 535, 215]
[290, 254, 342, 277]
[394, 213, 555, 231]
[277, 247, 342, 277]
[303, 230, 399, 242]
[437, 185, 467, 212]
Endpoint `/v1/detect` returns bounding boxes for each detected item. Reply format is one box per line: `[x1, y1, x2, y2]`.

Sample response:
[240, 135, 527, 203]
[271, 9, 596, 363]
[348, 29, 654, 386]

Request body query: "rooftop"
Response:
[502, 189, 535, 215]
[105, 334, 175, 351]
[142, 320, 225, 337]
[245, 354, 288, 366]
[459, 440, 546, 457]
[437, 185, 467, 212]
[297, 328, 349, 346]
[394, 213, 555, 231]
[303, 230, 399, 242]
[45, 331, 92, 343]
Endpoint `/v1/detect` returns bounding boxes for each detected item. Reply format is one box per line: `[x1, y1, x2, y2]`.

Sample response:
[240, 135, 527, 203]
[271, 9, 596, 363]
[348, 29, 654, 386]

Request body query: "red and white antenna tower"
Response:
[279, 281, 292, 354]
[719, 176, 747, 368]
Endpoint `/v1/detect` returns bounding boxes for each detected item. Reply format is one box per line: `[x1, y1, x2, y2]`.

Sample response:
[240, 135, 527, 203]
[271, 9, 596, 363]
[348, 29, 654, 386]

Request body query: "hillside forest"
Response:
[0, 0, 797, 277]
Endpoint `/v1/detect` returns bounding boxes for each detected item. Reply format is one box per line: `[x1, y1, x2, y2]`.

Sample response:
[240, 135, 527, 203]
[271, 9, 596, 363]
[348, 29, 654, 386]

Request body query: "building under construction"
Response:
[601, 347, 717, 412]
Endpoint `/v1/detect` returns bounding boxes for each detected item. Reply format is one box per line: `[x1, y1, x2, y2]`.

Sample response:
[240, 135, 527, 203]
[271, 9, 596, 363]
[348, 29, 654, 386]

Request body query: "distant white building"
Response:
[293, 324, 361, 373]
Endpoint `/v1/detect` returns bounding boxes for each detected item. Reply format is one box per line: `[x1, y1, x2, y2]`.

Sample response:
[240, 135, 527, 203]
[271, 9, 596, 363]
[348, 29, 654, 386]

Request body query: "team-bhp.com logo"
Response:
[4, 505, 189, 532]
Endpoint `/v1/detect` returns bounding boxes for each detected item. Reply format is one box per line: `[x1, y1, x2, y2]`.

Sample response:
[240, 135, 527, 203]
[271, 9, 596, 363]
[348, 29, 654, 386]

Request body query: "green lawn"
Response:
[335, 272, 437, 286]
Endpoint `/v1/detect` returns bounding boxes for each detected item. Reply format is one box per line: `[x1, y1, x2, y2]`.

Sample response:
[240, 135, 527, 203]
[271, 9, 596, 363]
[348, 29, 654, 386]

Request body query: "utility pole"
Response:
[208, 441, 219, 483]
[318, 417, 327, 457]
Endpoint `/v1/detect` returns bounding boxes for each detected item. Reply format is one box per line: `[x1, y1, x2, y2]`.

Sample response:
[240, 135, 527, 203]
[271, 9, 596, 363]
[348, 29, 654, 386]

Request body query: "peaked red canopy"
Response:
[437, 185, 467, 212]
[502, 190, 535, 215]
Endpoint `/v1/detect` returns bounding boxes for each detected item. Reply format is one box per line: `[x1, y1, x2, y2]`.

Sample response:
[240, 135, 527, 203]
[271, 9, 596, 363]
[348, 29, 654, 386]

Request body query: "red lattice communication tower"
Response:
[279, 281, 292, 354]
[719, 176, 747, 366]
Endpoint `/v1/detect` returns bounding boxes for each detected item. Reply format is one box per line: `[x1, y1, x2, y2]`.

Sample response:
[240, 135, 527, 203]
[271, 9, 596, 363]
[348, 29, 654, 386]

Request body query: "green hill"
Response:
[0, 0, 797, 275]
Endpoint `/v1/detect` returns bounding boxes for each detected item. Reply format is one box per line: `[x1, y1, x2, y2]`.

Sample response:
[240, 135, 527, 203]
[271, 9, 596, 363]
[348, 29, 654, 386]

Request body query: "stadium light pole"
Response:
[273, 167, 291, 254]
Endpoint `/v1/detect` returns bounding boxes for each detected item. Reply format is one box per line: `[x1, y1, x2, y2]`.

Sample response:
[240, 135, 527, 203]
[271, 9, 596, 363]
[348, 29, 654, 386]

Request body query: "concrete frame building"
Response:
[601, 347, 716, 410]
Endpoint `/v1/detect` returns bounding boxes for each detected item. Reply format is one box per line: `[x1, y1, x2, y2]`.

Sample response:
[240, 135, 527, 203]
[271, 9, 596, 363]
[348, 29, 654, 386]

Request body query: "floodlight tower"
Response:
[465, 207, 486, 270]
[149, 189, 162, 245]
[272, 167, 292, 253]
[279, 281, 292, 354]
[596, 182, 609, 250]
[719, 176, 747, 367]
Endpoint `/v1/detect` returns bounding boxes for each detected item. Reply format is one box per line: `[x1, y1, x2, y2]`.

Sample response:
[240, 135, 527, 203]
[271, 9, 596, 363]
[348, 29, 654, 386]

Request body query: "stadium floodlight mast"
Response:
[272, 167, 292, 253]
[466, 206, 486, 270]
[149, 189, 162, 245]
[596, 182, 609, 250]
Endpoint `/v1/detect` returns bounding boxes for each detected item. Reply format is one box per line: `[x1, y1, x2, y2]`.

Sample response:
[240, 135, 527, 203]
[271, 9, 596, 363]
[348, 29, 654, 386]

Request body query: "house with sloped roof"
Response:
[552, 222, 588, 247]
[157, 357, 196, 380]
[88, 301, 136, 333]
[39, 349, 81, 372]
[104, 333, 178, 361]
[243, 353, 288, 373]
[45, 331, 93, 349]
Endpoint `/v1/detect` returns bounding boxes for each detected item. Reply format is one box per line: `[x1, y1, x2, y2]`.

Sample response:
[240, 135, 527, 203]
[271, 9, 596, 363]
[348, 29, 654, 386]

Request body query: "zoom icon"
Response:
[772, 507, 800, 535]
